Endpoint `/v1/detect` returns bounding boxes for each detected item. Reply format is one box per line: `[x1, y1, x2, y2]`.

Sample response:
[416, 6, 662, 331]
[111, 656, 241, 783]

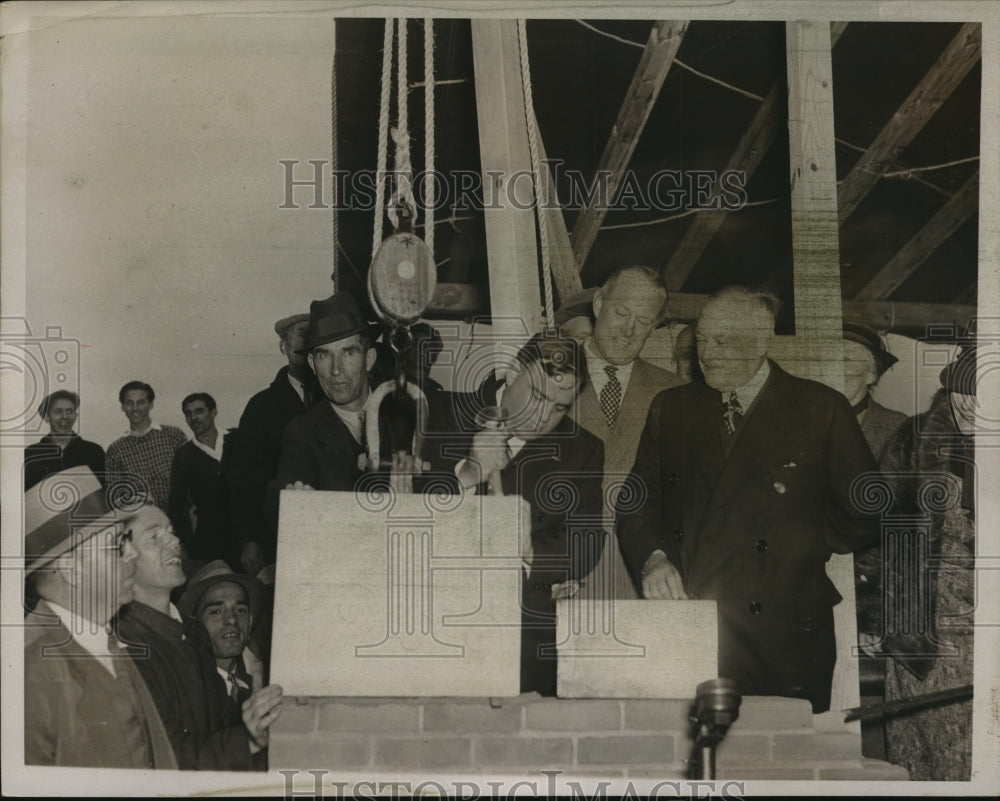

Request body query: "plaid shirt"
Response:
[106, 425, 187, 510]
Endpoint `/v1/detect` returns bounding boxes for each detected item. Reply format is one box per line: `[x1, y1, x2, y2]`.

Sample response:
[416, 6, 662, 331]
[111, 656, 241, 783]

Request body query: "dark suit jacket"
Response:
[484, 419, 605, 696]
[169, 440, 234, 563]
[616, 361, 879, 711]
[24, 604, 177, 769]
[574, 357, 681, 600]
[114, 602, 261, 771]
[228, 366, 320, 555]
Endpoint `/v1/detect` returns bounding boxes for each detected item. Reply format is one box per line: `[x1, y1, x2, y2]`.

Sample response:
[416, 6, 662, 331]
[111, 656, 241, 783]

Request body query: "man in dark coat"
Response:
[23, 468, 177, 769]
[227, 312, 321, 573]
[23, 390, 105, 490]
[454, 334, 605, 696]
[113, 504, 283, 771]
[617, 286, 879, 712]
[169, 392, 234, 565]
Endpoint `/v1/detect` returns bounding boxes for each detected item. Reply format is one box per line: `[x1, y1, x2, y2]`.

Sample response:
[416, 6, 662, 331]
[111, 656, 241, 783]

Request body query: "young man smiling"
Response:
[106, 381, 186, 510]
[113, 505, 283, 771]
[23, 390, 106, 490]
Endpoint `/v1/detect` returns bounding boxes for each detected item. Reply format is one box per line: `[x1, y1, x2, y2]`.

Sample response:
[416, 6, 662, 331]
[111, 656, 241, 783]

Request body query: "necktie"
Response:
[722, 391, 743, 435]
[600, 366, 622, 429]
[227, 670, 240, 701]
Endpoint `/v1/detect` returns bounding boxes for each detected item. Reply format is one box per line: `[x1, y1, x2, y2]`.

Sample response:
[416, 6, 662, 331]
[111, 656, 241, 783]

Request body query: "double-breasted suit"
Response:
[617, 361, 879, 711]
[573, 357, 681, 599]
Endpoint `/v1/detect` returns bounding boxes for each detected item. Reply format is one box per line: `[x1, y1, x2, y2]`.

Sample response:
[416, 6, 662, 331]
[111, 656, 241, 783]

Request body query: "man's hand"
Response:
[242, 672, 283, 754]
[240, 541, 265, 577]
[642, 551, 688, 600]
[389, 451, 429, 494]
[459, 429, 511, 492]
[284, 481, 315, 491]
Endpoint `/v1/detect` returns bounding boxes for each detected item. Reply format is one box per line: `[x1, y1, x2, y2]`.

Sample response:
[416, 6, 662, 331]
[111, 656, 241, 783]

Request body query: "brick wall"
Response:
[269, 695, 909, 781]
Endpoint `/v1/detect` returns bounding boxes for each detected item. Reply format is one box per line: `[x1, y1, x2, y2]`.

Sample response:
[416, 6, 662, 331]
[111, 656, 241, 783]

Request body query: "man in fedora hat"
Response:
[178, 561, 267, 707]
[227, 311, 322, 574]
[23, 467, 177, 769]
[113, 504, 283, 771]
[842, 321, 907, 461]
[266, 292, 434, 514]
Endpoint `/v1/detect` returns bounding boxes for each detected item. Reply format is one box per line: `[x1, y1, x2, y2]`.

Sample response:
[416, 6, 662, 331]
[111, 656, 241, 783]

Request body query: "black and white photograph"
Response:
[1, 0, 998, 796]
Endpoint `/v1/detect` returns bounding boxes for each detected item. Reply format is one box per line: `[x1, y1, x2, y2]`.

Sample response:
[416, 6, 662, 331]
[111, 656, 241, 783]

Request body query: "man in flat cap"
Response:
[23, 467, 177, 769]
[178, 560, 267, 707]
[227, 312, 322, 574]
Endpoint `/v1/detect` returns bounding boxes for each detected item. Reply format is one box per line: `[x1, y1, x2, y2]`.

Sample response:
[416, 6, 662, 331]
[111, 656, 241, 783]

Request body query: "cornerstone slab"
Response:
[271, 489, 527, 696]
[556, 599, 718, 698]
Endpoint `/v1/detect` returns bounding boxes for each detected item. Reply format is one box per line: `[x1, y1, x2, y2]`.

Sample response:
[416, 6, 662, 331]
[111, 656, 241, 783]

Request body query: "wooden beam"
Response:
[953, 281, 977, 306]
[837, 22, 981, 224]
[471, 19, 543, 337]
[854, 170, 979, 300]
[663, 23, 847, 292]
[536, 131, 584, 303]
[570, 20, 688, 269]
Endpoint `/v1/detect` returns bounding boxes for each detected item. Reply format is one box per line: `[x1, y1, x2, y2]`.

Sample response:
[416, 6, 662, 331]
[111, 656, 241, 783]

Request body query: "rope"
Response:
[330, 37, 339, 289]
[373, 18, 394, 258]
[388, 18, 416, 231]
[517, 19, 555, 328]
[424, 16, 435, 259]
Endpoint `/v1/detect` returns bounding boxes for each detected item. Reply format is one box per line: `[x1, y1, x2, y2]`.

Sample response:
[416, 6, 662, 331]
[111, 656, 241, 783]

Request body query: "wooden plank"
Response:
[785, 20, 857, 727]
[663, 23, 849, 292]
[537, 131, 584, 302]
[953, 281, 977, 305]
[471, 19, 543, 337]
[854, 170, 979, 300]
[570, 20, 688, 269]
[837, 22, 981, 224]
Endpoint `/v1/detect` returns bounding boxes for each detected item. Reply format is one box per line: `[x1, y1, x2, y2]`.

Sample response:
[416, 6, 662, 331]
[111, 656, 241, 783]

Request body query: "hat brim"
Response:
[297, 322, 384, 355]
[26, 512, 122, 575]
[177, 572, 265, 623]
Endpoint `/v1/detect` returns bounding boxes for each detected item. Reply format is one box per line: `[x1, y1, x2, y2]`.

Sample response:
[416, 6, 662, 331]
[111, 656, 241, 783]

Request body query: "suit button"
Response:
[755, 539, 768, 553]
[667, 473, 678, 485]
[673, 529, 683, 541]
[749, 601, 762, 614]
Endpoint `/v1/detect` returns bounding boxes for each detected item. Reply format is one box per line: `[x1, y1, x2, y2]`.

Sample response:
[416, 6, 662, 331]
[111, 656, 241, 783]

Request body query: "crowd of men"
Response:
[21, 266, 977, 779]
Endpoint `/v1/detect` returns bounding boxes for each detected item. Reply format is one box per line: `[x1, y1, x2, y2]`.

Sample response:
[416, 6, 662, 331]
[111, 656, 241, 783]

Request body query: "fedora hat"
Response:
[554, 287, 598, 327]
[177, 559, 265, 622]
[297, 292, 383, 354]
[24, 467, 120, 574]
[274, 313, 311, 339]
[843, 322, 899, 377]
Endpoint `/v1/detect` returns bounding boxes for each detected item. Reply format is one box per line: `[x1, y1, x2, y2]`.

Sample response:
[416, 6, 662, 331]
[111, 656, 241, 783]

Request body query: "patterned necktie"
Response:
[722, 390, 743, 435]
[600, 365, 623, 429]
[227, 670, 240, 701]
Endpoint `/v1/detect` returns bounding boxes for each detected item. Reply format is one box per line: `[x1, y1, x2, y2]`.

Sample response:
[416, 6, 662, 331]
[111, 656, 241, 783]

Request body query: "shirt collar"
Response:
[126, 421, 162, 437]
[287, 372, 306, 403]
[584, 338, 634, 389]
[730, 359, 771, 409]
[191, 434, 224, 462]
[46, 601, 117, 676]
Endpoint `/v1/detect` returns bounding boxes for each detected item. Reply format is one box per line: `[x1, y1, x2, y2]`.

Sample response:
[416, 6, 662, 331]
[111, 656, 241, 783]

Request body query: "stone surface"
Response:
[557, 599, 717, 699]
[271, 491, 526, 696]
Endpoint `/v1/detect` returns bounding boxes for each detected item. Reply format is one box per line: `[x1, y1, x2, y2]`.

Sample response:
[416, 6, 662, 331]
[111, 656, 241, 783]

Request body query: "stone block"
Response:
[577, 735, 675, 765]
[475, 736, 574, 768]
[268, 735, 371, 769]
[732, 696, 813, 730]
[772, 732, 862, 760]
[319, 701, 420, 732]
[624, 699, 692, 731]
[271, 491, 526, 696]
[525, 699, 620, 731]
[557, 599, 717, 699]
[423, 700, 522, 732]
[373, 737, 472, 769]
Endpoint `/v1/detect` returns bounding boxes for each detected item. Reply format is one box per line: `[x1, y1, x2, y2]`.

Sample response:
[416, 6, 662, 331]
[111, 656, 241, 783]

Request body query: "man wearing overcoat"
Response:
[617, 286, 879, 712]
